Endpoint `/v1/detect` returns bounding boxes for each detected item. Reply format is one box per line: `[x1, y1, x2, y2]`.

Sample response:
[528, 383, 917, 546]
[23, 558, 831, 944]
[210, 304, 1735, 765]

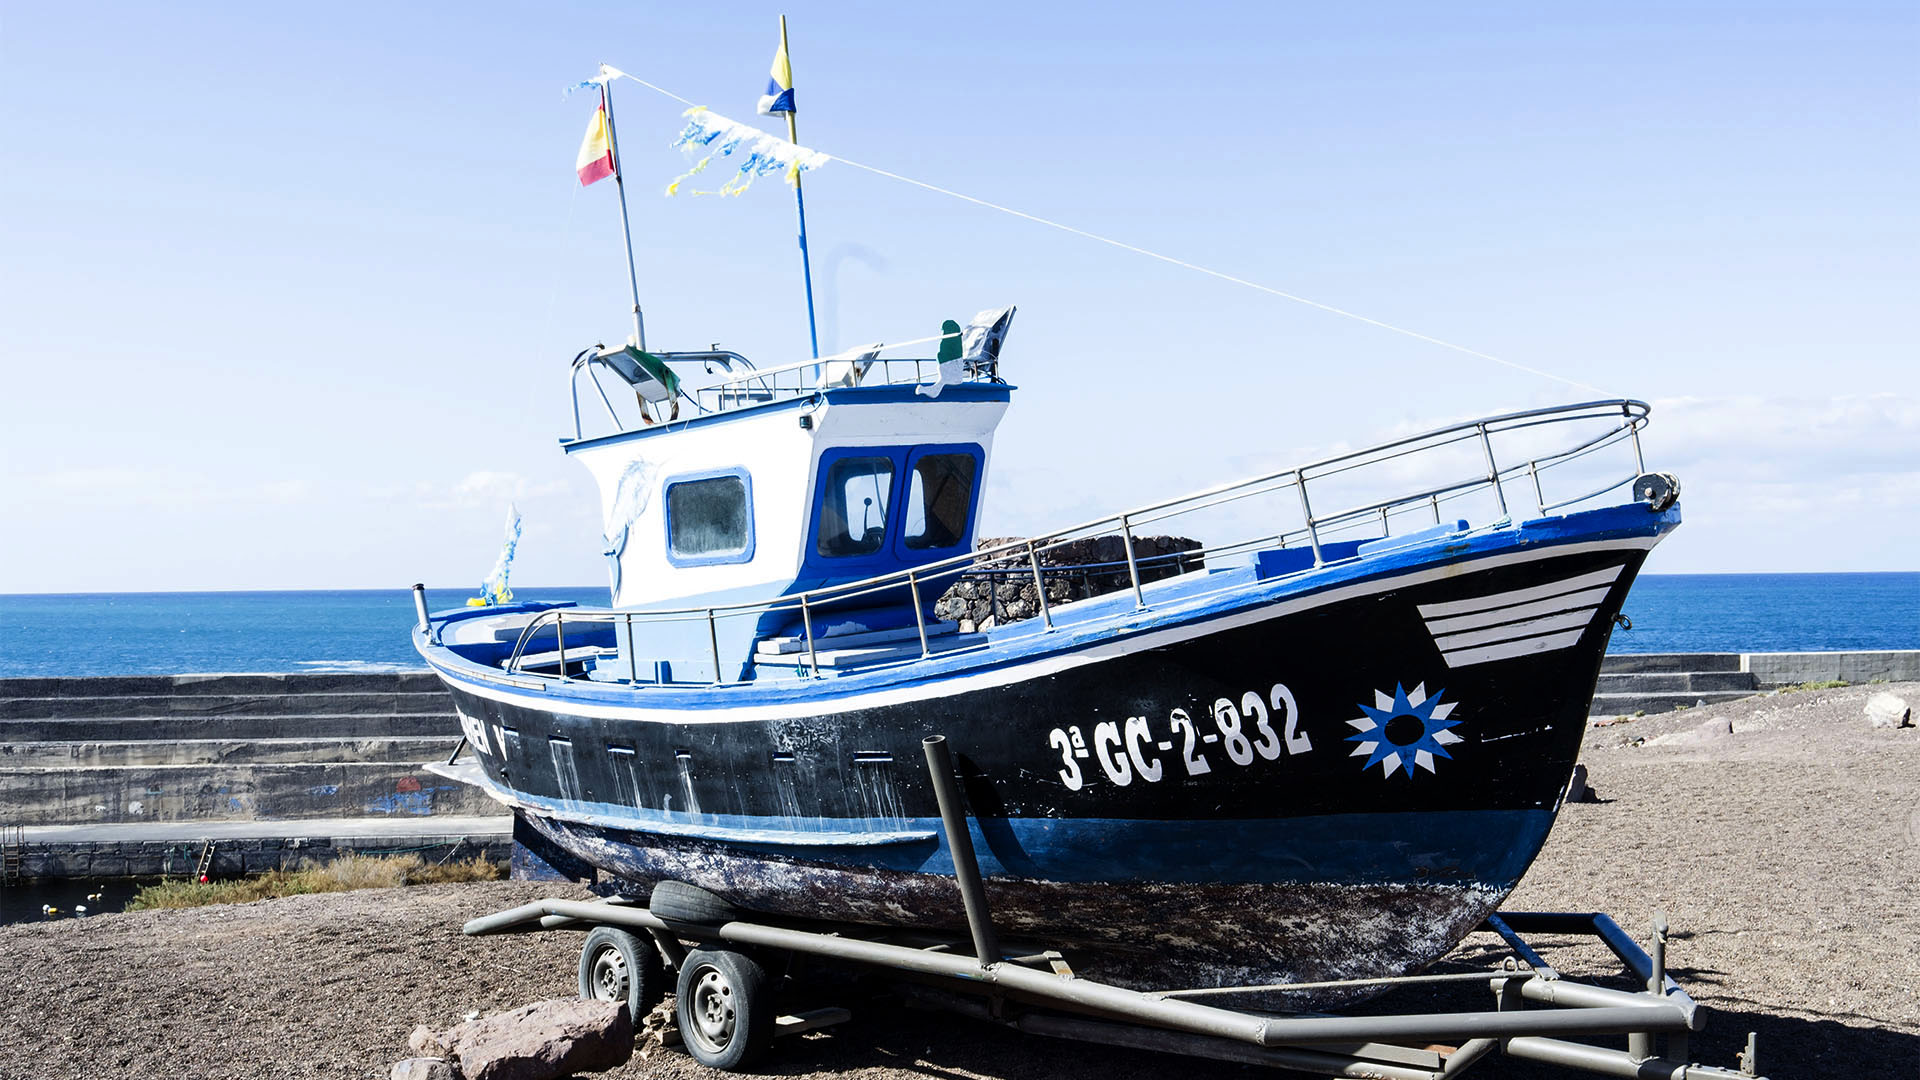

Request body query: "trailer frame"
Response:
[462, 735, 1766, 1079]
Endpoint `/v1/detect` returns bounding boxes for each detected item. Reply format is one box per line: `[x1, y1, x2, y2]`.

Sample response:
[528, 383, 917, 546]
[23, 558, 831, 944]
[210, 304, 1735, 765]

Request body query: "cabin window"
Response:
[665, 471, 754, 565]
[904, 453, 976, 550]
[817, 456, 894, 557]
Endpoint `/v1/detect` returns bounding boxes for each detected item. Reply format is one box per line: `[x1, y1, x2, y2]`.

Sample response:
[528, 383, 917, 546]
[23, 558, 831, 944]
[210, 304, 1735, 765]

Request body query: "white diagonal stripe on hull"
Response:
[1416, 564, 1623, 620]
[1422, 585, 1615, 636]
[1442, 627, 1587, 668]
[1432, 608, 1597, 652]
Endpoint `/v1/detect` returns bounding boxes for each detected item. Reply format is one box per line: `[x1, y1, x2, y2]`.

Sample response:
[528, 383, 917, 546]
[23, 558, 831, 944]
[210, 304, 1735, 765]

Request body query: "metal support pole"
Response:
[1528, 459, 1546, 516]
[1118, 516, 1146, 608]
[921, 735, 1000, 966]
[626, 613, 639, 685]
[1027, 541, 1053, 630]
[1631, 912, 1669, 1060]
[1295, 472, 1324, 567]
[411, 584, 434, 643]
[1478, 423, 1508, 518]
[1630, 413, 1647, 474]
[1503, 1037, 1710, 1079]
[706, 609, 722, 685]
[800, 596, 820, 677]
[1431, 493, 1443, 524]
[598, 72, 646, 350]
[555, 614, 567, 682]
[909, 572, 931, 658]
[778, 16, 821, 371]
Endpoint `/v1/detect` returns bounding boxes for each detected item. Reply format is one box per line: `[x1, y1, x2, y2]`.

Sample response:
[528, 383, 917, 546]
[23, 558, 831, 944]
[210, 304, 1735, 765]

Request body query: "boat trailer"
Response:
[464, 736, 1767, 1078]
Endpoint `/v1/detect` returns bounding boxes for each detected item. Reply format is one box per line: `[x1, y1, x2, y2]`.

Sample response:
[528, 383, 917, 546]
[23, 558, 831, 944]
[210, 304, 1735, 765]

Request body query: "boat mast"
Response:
[777, 16, 821, 369]
[600, 66, 646, 350]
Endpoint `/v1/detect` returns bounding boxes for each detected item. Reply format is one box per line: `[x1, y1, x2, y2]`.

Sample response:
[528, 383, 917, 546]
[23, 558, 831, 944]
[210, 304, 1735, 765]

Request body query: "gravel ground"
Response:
[4, 683, 1915, 1079]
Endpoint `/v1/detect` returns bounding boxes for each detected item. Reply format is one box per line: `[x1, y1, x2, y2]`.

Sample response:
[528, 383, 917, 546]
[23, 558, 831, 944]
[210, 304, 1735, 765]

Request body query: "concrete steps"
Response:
[0, 737, 457, 767]
[0, 762, 496, 826]
[0, 691, 453, 720]
[1592, 653, 1759, 717]
[1, 672, 443, 697]
[0, 712, 456, 742]
[0, 674, 483, 832]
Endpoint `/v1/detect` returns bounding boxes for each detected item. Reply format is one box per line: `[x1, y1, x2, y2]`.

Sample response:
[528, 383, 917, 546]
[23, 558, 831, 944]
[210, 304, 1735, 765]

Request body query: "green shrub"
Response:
[1781, 680, 1848, 692]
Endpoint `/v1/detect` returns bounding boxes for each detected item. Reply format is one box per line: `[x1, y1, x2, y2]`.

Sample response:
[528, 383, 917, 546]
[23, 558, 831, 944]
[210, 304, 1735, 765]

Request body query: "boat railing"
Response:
[506, 398, 1655, 685]
[569, 344, 996, 441]
[569, 348, 760, 440]
[689, 354, 967, 416]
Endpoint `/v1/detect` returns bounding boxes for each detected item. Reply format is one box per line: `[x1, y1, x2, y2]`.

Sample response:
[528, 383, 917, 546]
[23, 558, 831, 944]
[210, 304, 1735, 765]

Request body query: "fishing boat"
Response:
[415, 64, 1684, 997]
[417, 326, 1680, 993]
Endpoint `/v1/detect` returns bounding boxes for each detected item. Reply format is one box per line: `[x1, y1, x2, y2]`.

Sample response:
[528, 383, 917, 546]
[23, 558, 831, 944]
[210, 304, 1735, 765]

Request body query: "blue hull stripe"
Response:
[509, 785, 1555, 889]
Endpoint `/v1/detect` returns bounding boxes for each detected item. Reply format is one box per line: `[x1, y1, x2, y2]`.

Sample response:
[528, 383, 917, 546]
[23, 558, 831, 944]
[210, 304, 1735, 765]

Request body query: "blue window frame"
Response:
[663, 468, 755, 567]
[804, 444, 982, 579]
[897, 446, 981, 556]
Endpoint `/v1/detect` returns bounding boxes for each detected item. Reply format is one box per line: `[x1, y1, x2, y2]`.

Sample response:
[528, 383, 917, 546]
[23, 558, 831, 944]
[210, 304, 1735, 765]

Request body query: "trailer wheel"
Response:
[674, 947, 772, 1070]
[648, 880, 743, 924]
[577, 926, 666, 1019]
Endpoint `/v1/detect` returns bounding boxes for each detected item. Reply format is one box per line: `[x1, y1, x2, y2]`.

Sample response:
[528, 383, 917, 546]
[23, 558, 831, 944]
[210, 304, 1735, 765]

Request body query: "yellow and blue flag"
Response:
[757, 32, 795, 115]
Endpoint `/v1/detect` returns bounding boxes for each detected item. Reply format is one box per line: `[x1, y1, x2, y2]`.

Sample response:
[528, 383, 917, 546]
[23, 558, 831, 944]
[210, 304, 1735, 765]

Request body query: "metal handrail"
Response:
[567, 347, 757, 440]
[498, 399, 1654, 685]
[568, 342, 998, 441]
[691, 355, 966, 414]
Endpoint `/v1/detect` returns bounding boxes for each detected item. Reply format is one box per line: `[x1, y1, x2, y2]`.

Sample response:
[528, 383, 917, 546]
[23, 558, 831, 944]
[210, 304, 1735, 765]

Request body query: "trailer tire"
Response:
[674, 947, 773, 1070]
[577, 926, 666, 1019]
[648, 880, 743, 924]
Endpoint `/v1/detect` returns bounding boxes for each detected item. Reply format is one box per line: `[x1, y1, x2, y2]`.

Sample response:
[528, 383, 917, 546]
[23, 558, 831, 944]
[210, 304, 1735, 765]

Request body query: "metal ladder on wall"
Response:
[194, 839, 216, 881]
[1, 826, 23, 886]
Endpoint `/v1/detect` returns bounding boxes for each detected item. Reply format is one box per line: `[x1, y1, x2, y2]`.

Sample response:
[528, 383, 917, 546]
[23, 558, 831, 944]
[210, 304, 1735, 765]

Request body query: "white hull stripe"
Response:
[1444, 628, 1587, 668]
[1415, 565, 1624, 620]
[433, 536, 1657, 724]
[1421, 585, 1614, 637]
[1432, 608, 1597, 652]
[1419, 564, 1625, 670]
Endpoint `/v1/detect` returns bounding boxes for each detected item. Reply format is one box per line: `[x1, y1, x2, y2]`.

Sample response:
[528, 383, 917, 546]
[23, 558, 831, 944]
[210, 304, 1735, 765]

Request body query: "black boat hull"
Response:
[428, 510, 1674, 993]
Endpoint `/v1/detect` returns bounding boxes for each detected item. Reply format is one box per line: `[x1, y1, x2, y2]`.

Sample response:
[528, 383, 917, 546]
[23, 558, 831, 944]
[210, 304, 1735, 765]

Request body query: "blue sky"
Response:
[1, 1, 1913, 592]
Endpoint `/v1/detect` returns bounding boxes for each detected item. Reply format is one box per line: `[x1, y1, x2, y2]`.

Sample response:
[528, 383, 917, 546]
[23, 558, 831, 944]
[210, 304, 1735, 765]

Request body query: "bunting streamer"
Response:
[593, 64, 1606, 395]
[666, 106, 830, 197]
[469, 504, 522, 608]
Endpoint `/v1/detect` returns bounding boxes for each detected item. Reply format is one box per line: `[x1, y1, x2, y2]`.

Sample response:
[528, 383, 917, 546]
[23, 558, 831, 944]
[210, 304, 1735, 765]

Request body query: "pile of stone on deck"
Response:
[933, 535, 1203, 631]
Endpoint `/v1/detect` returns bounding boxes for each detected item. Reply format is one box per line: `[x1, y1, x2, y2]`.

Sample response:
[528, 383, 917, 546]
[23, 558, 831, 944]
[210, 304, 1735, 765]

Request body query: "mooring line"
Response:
[602, 66, 1610, 397]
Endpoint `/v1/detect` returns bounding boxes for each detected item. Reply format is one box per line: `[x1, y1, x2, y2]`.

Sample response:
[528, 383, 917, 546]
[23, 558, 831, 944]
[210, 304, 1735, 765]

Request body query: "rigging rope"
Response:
[602, 67, 1609, 397]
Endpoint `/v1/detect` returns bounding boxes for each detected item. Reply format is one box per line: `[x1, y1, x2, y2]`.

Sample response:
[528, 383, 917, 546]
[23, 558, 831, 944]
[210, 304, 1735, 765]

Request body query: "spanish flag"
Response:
[576, 88, 616, 186]
[757, 30, 795, 115]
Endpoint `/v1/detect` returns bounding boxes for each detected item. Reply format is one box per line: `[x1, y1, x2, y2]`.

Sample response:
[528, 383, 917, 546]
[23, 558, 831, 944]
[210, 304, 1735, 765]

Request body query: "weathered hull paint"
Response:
[424, 509, 1676, 994]
[527, 811, 1508, 996]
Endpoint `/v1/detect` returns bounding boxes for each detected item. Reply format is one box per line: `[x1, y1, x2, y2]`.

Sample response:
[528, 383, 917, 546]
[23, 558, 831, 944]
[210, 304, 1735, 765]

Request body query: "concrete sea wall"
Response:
[1592, 650, 1920, 716]
[1, 673, 507, 881]
[17, 827, 514, 881]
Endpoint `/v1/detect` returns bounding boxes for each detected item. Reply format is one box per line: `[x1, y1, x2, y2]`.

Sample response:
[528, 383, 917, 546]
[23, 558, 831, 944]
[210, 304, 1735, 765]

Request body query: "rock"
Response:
[634, 999, 679, 1059]
[390, 1059, 455, 1080]
[1865, 692, 1913, 730]
[1645, 715, 1734, 748]
[436, 999, 633, 1080]
[408, 1026, 449, 1059]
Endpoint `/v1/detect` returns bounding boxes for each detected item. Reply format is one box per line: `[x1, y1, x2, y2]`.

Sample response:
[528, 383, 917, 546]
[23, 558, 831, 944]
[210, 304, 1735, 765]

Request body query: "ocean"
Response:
[0, 575, 1915, 678]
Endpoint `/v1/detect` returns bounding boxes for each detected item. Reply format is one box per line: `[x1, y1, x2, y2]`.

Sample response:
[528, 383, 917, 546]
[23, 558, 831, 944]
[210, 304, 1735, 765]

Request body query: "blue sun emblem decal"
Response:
[1347, 682, 1464, 777]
